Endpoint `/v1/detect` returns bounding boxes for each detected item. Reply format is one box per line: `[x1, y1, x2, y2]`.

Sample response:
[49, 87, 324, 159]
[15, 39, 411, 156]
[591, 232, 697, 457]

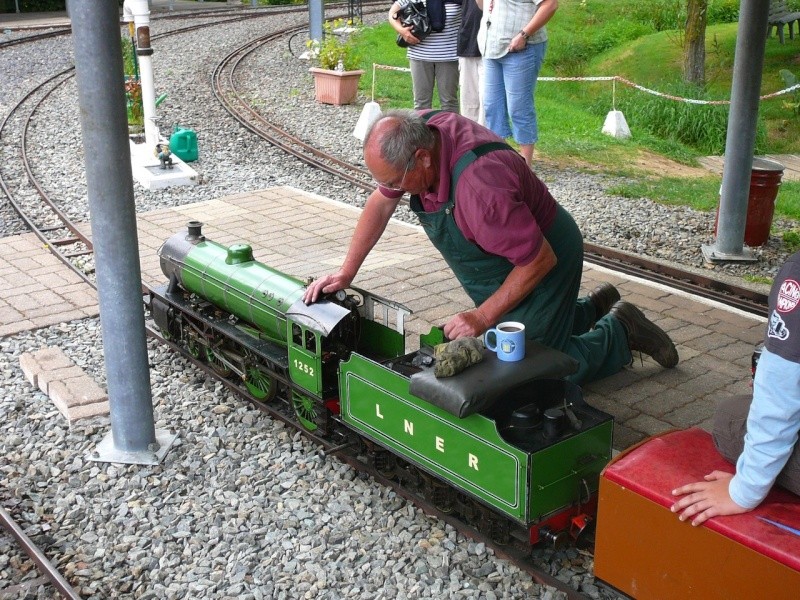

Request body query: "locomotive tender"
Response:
[148, 222, 615, 546]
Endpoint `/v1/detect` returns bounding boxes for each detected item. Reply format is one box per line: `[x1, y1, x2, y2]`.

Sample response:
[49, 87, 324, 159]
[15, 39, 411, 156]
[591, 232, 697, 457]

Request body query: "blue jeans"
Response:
[483, 41, 547, 145]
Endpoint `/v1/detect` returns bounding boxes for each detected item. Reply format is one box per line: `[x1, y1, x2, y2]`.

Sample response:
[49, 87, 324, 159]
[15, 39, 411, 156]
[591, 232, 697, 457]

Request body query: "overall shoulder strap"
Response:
[452, 141, 513, 186]
[420, 110, 443, 122]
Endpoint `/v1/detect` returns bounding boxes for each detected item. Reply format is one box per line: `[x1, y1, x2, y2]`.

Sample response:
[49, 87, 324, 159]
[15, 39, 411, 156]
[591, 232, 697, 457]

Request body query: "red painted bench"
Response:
[595, 428, 800, 599]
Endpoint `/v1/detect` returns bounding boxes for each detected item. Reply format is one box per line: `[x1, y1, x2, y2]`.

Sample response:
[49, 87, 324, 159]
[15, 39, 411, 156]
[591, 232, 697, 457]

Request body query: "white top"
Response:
[408, 3, 462, 63]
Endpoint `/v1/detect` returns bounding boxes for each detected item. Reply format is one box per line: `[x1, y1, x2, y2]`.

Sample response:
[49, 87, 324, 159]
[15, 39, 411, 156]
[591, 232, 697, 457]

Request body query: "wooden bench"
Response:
[594, 428, 800, 600]
[769, 0, 800, 44]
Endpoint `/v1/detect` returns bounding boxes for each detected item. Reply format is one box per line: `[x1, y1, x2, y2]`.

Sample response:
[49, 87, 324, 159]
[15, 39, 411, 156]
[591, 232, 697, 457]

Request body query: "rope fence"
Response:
[370, 63, 800, 107]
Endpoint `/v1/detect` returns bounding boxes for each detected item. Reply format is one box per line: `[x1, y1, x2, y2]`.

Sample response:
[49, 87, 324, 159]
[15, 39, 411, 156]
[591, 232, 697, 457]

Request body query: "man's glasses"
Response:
[376, 151, 416, 191]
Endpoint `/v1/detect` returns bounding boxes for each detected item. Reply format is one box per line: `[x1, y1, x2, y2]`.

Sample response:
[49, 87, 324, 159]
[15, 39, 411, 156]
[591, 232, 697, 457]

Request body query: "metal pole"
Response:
[67, 0, 176, 464]
[309, 0, 324, 42]
[702, 0, 770, 262]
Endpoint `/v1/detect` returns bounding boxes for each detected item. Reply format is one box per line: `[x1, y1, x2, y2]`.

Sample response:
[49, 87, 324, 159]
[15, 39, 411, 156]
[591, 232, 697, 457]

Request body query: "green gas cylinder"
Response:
[169, 127, 198, 162]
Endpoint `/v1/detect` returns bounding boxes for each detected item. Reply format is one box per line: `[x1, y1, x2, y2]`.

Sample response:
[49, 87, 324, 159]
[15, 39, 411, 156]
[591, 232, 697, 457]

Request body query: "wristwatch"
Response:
[519, 30, 530, 39]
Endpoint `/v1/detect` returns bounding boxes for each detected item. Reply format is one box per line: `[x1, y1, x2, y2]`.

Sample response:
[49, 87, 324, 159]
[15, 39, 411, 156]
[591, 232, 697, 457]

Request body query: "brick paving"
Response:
[19, 347, 109, 424]
[4, 185, 767, 450]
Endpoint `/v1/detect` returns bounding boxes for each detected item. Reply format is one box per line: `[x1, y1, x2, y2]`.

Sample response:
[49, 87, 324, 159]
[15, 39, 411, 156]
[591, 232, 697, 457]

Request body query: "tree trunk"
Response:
[684, 0, 707, 87]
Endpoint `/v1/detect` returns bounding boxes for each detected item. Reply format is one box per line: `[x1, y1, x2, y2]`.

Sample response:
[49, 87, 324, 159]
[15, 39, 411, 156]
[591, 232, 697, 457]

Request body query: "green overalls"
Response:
[409, 130, 631, 384]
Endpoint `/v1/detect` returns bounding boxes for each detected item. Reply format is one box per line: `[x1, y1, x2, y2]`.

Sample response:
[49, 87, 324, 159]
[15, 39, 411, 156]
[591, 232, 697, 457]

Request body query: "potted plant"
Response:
[308, 19, 365, 106]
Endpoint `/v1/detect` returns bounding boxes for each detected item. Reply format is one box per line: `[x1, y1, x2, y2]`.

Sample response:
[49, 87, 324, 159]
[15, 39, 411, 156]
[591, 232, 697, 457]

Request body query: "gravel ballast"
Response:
[1, 8, 794, 599]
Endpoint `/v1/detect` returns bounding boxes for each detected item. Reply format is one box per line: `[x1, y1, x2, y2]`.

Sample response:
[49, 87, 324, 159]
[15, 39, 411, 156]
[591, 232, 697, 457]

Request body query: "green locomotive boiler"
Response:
[149, 222, 614, 546]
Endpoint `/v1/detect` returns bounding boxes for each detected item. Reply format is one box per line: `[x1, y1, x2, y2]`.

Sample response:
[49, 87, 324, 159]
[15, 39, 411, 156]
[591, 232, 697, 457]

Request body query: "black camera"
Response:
[395, 0, 431, 48]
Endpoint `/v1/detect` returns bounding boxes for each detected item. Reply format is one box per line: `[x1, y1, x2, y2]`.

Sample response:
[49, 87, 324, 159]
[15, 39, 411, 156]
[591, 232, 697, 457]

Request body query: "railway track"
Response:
[0, 8, 771, 598]
[0, 505, 82, 599]
[210, 21, 378, 194]
[0, 4, 363, 280]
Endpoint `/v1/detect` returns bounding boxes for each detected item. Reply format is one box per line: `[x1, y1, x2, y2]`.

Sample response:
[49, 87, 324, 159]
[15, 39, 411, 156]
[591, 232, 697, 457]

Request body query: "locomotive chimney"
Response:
[185, 221, 205, 243]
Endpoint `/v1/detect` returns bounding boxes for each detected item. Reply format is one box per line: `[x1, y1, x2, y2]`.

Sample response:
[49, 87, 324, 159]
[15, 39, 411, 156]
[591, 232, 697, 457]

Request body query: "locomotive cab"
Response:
[284, 293, 360, 399]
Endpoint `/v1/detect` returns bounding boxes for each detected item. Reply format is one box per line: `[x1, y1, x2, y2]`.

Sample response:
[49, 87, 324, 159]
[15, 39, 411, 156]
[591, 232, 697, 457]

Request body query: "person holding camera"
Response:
[389, 0, 463, 114]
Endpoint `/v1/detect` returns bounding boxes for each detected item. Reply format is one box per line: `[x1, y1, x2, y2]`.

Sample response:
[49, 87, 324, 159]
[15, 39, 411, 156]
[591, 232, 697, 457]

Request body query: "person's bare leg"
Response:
[519, 143, 534, 166]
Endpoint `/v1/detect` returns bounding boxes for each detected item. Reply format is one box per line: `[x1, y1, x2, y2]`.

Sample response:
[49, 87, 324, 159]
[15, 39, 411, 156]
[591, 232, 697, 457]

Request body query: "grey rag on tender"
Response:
[433, 337, 484, 378]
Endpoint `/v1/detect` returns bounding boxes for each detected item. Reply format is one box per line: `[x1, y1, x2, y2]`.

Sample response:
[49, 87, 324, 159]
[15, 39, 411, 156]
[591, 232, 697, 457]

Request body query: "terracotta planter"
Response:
[309, 67, 365, 106]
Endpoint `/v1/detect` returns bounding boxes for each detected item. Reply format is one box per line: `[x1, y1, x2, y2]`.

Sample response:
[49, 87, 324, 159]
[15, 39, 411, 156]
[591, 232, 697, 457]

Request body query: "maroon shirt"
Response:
[379, 111, 557, 266]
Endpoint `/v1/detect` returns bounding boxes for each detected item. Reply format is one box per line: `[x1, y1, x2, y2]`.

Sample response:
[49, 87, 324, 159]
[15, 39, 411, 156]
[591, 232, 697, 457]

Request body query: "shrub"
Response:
[706, 0, 741, 24]
[121, 35, 137, 79]
[308, 18, 363, 71]
[624, 0, 738, 31]
[548, 20, 651, 75]
[612, 82, 767, 155]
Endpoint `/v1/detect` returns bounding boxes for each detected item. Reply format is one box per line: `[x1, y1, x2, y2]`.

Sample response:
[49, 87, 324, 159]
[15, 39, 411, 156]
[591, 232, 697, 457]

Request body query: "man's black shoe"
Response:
[609, 301, 679, 368]
[588, 283, 621, 320]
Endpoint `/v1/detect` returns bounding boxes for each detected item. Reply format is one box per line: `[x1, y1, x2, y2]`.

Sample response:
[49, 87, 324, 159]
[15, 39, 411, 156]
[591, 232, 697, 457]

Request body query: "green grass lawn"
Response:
[349, 0, 800, 233]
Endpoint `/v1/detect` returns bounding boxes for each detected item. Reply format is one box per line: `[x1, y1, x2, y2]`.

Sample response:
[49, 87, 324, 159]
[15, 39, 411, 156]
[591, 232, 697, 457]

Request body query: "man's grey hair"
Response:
[364, 109, 436, 169]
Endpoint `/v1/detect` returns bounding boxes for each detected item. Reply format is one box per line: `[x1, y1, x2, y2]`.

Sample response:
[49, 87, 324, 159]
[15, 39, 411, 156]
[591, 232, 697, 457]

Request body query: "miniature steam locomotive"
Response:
[147, 222, 615, 546]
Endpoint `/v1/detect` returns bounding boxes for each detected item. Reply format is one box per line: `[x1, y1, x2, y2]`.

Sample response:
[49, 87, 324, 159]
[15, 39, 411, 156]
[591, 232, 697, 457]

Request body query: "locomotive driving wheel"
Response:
[186, 335, 203, 360]
[292, 390, 323, 432]
[205, 346, 232, 377]
[243, 352, 276, 401]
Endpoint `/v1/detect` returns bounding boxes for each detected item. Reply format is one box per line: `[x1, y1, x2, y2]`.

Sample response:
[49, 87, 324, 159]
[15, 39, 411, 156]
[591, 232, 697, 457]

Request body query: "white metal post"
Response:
[123, 0, 159, 147]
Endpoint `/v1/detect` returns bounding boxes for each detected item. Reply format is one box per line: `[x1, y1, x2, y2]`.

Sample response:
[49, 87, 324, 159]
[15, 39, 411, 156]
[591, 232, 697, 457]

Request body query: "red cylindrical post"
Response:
[714, 157, 784, 247]
[744, 158, 784, 246]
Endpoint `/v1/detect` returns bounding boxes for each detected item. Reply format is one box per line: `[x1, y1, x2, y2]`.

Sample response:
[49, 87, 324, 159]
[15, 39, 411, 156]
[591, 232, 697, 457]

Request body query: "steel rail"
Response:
[0, 4, 312, 50]
[210, 18, 379, 193]
[584, 243, 769, 317]
[0, 27, 72, 49]
[20, 73, 93, 250]
[0, 505, 83, 600]
[0, 68, 98, 284]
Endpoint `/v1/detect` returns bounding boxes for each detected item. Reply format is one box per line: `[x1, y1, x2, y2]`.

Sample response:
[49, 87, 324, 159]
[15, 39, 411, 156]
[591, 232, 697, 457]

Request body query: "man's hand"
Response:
[670, 471, 750, 526]
[302, 272, 352, 304]
[443, 309, 490, 340]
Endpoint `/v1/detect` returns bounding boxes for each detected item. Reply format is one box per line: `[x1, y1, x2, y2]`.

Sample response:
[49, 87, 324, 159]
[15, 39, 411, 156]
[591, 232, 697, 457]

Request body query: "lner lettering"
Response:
[373, 404, 480, 471]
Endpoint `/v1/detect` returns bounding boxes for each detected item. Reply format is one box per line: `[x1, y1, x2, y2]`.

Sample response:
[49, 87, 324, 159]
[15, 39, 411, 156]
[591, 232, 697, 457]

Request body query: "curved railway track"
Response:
[0, 26, 72, 50]
[0, 4, 311, 50]
[0, 8, 770, 599]
[0, 5, 362, 280]
[210, 22, 377, 194]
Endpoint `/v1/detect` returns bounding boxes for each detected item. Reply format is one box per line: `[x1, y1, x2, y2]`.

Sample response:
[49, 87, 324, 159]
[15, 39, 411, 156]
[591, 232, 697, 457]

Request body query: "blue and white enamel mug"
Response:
[484, 321, 525, 362]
